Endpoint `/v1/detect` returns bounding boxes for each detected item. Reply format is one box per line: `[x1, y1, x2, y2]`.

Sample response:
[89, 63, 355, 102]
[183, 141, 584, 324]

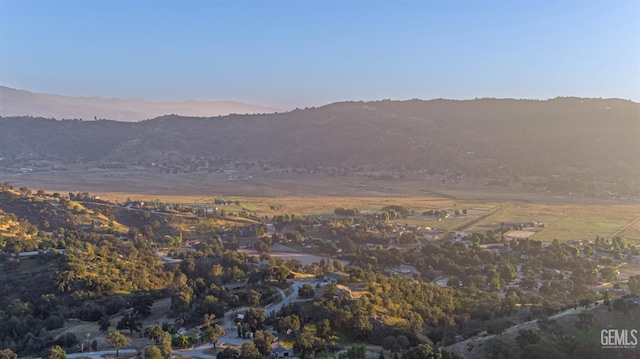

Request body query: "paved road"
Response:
[64, 280, 325, 359]
[449, 300, 607, 359]
[174, 343, 216, 358]
[268, 279, 324, 316]
[66, 349, 138, 359]
[65, 345, 219, 359]
[156, 250, 182, 263]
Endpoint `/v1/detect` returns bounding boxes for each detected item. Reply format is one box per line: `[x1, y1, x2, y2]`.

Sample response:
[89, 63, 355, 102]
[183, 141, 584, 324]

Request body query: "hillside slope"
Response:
[0, 97, 638, 183]
[0, 86, 280, 121]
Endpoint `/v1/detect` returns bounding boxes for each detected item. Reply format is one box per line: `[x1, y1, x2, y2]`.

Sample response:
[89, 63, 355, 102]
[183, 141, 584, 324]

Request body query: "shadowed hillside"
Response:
[1, 98, 638, 186]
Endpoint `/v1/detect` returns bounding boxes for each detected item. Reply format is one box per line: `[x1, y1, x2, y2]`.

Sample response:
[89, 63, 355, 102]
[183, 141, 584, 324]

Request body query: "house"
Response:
[390, 265, 420, 277]
[272, 344, 294, 358]
[224, 280, 248, 291]
[419, 227, 444, 235]
[335, 284, 353, 298]
[184, 239, 201, 247]
[323, 271, 349, 283]
[255, 259, 271, 270]
[15, 251, 39, 258]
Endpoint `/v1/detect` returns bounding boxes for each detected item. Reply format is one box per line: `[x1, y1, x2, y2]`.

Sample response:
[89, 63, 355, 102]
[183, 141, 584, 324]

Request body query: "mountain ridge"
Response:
[0, 86, 282, 121]
[1, 97, 638, 195]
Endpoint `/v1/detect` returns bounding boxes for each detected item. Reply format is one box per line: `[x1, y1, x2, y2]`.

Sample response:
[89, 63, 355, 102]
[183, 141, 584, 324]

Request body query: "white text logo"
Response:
[601, 329, 638, 349]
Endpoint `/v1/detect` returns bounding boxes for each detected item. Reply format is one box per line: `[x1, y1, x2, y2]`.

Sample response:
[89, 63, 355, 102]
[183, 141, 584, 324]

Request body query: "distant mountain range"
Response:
[0, 86, 281, 121]
[1, 97, 638, 188]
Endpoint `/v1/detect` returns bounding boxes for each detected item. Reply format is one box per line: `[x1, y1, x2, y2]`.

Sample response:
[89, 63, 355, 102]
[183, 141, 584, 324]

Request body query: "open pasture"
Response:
[465, 202, 640, 242]
[8, 168, 639, 242]
[85, 191, 640, 242]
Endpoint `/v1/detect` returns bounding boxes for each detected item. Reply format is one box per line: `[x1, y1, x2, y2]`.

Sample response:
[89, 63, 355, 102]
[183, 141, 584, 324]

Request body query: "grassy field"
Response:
[10, 167, 638, 204]
[616, 217, 640, 240]
[619, 263, 640, 277]
[72, 193, 640, 243]
[155, 198, 640, 243]
[81, 193, 459, 218]
[7, 169, 639, 242]
[464, 202, 640, 242]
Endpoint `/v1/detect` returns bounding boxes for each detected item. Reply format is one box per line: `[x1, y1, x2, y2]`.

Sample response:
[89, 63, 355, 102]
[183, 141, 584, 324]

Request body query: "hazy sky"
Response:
[1, 0, 638, 107]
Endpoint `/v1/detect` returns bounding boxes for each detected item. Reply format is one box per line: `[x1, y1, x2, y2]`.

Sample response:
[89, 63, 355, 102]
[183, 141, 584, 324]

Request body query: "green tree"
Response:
[599, 266, 618, 282]
[117, 313, 141, 334]
[0, 349, 18, 359]
[98, 315, 111, 332]
[132, 294, 154, 318]
[255, 240, 269, 253]
[612, 298, 634, 314]
[239, 342, 261, 359]
[172, 334, 195, 348]
[294, 328, 320, 359]
[244, 308, 265, 328]
[402, 344, 435, 359]
[515, 329, 540, 349]
[276, 315, 301, 334]
[253, 329, 275, 356]
[143, 346, 163, 359]
[298, 283, 315, 298]
[498, 261, 517, 281]
[316, 319, 331, 340]
[43, 345, 67, 359]
[146, 324, 165, 345]
[446, 276, 461, 287]
[338, 344, 365, 359]
[382, 336, 397, 352]
[575, 312, 595, 331]
[202, 324, 225, 349]
[249, 290, 262, 307]
[271, 265, 290, 282]
[217, 347, 239, 359]
[160, 332, 172, 358]
[628, 275, 640, 295]
[203, 313, 217, 326]
[583, 245, 593, 256]
[107, 331, 131, 356]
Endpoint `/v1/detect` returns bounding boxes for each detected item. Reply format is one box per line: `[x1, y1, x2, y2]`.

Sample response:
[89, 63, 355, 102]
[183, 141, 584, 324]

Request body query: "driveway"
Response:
[66, 349, 137, 359]
[267, 279, 324, 316]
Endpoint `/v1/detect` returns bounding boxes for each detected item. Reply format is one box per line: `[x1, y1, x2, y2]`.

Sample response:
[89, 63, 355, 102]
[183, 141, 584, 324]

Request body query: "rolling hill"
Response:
[0, 86, 280, 121]
[0, 97, 638, 188]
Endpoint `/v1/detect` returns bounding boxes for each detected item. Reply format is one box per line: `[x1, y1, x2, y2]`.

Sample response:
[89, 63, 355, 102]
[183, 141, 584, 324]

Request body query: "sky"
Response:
[0, 0, 639, 108]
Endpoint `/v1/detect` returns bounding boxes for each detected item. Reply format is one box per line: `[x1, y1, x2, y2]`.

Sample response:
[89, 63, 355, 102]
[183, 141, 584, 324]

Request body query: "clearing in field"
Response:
[505, 230, 536, 238]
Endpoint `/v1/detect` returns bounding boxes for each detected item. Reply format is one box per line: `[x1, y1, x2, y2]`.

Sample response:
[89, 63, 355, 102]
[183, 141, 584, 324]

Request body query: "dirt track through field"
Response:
[455, 203, 511, 231]
[611, 215, 640, 238]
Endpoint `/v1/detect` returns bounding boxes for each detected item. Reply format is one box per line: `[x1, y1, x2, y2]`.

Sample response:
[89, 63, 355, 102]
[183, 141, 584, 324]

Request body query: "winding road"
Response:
[62, 279, 324, 359]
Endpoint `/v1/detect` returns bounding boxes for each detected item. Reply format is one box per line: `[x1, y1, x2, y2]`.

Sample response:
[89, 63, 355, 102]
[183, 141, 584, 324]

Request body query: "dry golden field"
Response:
[5, 169, 639, 243]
